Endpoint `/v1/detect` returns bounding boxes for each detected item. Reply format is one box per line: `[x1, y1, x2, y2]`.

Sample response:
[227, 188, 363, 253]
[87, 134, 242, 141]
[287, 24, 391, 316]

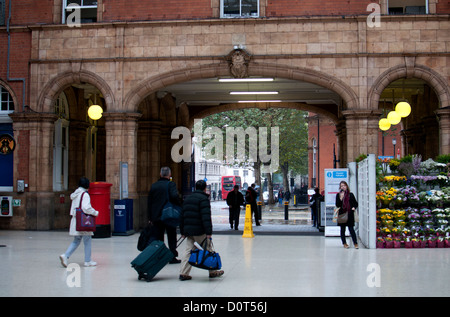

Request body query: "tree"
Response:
[200, 107, 308, 204]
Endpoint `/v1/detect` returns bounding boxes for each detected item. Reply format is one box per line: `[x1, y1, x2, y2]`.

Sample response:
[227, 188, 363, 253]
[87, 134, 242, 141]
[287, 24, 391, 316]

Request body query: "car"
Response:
[263, 190, 278, 205]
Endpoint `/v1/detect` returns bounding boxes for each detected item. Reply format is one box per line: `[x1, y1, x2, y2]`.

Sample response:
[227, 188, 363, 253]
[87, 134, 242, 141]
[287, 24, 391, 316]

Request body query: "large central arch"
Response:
[124, 61, 359, 115]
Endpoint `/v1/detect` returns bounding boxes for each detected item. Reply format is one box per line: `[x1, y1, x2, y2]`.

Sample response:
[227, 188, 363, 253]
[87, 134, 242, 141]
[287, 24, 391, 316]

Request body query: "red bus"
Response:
[221, 176, 241, 200]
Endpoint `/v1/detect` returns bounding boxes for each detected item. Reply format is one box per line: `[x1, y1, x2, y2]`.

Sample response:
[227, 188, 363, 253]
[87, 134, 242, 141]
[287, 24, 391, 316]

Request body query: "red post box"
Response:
[89, 182, 113, 238]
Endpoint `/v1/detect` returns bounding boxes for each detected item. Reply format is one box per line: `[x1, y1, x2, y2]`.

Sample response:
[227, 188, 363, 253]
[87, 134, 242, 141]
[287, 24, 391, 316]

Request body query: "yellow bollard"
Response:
[242, 204, 255, 238]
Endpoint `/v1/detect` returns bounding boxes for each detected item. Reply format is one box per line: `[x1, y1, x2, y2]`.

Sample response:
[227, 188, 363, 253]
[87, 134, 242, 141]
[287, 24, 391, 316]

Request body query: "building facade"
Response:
[0, 0, 449, 230]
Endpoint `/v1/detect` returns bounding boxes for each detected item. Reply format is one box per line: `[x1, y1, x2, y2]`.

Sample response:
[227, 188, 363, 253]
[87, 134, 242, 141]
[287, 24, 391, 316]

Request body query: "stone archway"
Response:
[124, 62, 359, 115]
[368, 60, 450, 155]
[37, 70, 115, 113]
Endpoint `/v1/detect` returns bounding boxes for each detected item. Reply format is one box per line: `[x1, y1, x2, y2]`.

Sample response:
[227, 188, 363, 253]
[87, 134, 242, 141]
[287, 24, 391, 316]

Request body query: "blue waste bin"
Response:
[113, 199, 134, 236]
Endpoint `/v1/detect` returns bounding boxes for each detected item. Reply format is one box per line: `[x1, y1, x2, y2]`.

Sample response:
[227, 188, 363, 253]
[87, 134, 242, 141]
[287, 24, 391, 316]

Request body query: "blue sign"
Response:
[327, 171, 347, 178]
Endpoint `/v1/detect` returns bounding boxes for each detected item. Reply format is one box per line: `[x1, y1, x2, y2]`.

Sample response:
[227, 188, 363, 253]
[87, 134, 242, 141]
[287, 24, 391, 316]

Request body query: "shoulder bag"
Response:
[188, 238, 222, 271]
[75, 192, 96, 232]
[337, 209, 348, 224]
[160, 182, 182, 228]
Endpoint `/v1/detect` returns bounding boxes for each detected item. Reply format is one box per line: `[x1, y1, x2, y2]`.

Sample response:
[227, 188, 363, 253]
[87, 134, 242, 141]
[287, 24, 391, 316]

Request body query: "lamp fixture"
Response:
[387, 110, 401, 125]
[395, 101, 411, 118]
[218, 78, 274, 82]
[379, 118, 391, 131]
[230, 91, 278, 95]
[237, 100, 281, 103]
[87, 94, 103, 120]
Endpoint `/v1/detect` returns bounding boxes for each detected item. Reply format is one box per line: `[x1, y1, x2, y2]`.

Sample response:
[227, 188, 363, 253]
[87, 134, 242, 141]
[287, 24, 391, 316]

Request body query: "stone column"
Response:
[342, 110, 382, 163]
[103, 112, 142, 199]
[435, 107, 450, 155]
[9, 112, 58, 230]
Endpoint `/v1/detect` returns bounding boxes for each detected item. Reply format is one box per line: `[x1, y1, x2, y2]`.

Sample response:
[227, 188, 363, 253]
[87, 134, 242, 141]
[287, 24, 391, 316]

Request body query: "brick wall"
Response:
[103, 0, 213, 22]
[8, 0, 54, 25]
[267, 0, 379, 17]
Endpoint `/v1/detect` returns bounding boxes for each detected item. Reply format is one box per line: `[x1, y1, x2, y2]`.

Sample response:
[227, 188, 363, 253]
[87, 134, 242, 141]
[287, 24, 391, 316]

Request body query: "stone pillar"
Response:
[103, 112, 142, 199]
[9, 112, 58, 230]
[435, 107, 450, 155]
[342, 110, 382, 163]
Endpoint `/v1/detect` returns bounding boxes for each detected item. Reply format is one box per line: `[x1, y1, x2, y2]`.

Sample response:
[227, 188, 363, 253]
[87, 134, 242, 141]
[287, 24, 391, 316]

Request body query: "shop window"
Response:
[62, 0, 97, 24]
[0, 0, 5, 26]
[0, 86, 14, 114]
[221, 0, 259, 18]
[53, 92, 69, 191]
[388, 0, 427, 15]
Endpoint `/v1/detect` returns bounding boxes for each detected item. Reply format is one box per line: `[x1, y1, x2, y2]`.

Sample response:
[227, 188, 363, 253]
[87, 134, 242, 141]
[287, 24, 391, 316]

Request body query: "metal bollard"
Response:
[257, 201, 262, 221]
[284, 201, 289, 220]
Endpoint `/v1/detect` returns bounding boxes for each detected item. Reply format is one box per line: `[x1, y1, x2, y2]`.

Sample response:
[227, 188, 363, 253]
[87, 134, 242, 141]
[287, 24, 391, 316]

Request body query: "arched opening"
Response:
[133, 70, 348, 229]
[51, 84, 107, 192]
[377, 78, 440, 160]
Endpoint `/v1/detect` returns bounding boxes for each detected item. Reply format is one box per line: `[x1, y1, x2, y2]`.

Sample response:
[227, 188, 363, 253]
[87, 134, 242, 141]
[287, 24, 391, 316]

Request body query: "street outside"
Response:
[209, 199, 318, 234]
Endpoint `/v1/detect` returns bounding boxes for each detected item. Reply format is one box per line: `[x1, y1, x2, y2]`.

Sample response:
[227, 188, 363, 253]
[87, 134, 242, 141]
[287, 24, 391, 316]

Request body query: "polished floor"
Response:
[1, 229, 449, 297]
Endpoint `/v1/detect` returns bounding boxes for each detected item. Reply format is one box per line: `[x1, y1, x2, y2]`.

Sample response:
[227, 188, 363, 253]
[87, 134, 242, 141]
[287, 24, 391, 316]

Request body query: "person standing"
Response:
[335, 181, 359, 249]
[179, 180, 224, 280]
[148, 166, 182, 263]
[226, 185, 244, 230]
[246, 183, 260, 226]
[59, 177, 99, 267]
[309, 187, 323, 228]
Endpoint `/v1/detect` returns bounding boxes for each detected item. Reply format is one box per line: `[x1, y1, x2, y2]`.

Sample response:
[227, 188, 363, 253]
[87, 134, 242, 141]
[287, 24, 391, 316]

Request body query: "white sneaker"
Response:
[59, 254, 68, 268]
[84, 261, 97, 267]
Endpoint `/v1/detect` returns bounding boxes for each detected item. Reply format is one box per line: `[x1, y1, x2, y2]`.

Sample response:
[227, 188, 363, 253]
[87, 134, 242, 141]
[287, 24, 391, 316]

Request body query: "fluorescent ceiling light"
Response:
[230, 91, 279, 95]
[237, 100, 282, 103]
[218, 78, 274, 82]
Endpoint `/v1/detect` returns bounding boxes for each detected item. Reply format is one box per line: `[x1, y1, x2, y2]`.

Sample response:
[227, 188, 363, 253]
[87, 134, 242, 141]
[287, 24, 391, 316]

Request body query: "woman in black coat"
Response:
[335, 181, 359, 249]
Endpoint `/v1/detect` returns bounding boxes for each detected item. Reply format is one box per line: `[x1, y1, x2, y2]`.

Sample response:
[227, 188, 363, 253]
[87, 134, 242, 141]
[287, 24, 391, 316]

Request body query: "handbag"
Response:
[188, 239, 222, 270]
[160, 182, 181, 228]
[337, 209, 348, 224]
[75, 192, 96, 232]
[137, 223, 157, 251]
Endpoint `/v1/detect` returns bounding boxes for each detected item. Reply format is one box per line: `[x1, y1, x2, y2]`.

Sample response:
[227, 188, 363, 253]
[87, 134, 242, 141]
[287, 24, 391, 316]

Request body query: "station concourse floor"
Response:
[1, 228, 449, 298]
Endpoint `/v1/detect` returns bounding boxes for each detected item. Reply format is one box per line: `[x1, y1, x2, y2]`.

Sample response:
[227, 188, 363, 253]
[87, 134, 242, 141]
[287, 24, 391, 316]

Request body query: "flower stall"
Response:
[375, 154, 450, 248]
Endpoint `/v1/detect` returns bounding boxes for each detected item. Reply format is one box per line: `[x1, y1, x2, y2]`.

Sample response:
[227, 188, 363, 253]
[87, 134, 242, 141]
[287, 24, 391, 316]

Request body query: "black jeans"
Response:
[229, 207, 241, 229]
[154, 220, 178, 258]
[340, 225, 357, 245]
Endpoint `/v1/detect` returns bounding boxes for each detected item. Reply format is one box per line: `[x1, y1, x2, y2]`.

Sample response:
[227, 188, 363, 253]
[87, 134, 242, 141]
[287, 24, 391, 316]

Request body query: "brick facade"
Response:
[0, 1, 449, 230]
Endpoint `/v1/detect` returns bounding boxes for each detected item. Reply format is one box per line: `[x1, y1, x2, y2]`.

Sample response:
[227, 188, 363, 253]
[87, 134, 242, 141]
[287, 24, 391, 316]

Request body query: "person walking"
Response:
[179, 180, 224, 281]
[148, 166, 182, 263]
[226, 185, 244, 230]
[335, 181, 359, 249]
[59, 177, 99, 267]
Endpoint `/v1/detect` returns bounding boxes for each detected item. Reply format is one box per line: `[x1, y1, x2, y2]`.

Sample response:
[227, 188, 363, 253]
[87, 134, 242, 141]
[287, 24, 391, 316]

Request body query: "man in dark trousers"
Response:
[246, 183, 261, 226]
[179, 180, 224, 280]
[226, 185, 244, 230]
[148, 166, 182, 263]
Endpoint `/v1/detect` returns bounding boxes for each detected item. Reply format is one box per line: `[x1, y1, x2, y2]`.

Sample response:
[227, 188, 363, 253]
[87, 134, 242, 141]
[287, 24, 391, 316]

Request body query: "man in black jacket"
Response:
[179, 180, 224, 280]
[226, 185, 244, 230]
[148, 166, 182, 263]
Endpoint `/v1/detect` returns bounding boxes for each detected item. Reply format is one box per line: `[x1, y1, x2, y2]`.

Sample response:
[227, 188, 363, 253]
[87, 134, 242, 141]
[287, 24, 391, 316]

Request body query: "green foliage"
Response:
[200, 108, 309, 175]
[435, 154, 450, 164]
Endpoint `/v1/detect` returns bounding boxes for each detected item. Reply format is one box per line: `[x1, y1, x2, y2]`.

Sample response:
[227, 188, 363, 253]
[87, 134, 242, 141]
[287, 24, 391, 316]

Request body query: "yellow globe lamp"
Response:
[395, 101, 411, 118]
[88, 104, 103, 120]
[379, 118, 391, 131]
[387, 110, 401, 125]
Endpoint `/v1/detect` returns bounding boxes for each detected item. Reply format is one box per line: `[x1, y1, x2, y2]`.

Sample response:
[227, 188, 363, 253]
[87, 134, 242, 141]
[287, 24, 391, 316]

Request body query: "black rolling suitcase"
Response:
[131, 240, 174, 282]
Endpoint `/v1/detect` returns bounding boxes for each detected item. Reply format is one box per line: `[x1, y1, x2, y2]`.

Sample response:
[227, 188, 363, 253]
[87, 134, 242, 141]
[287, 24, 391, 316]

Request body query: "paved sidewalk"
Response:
[211, 200, 320, 234]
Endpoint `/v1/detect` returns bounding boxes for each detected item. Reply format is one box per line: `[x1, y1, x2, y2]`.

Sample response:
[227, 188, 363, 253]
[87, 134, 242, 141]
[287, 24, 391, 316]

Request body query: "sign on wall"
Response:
[324, 168, 349, 236]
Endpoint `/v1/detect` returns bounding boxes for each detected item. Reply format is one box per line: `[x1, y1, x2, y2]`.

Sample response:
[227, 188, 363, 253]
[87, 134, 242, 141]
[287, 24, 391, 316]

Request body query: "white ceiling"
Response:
[161, 77, 343, 107]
